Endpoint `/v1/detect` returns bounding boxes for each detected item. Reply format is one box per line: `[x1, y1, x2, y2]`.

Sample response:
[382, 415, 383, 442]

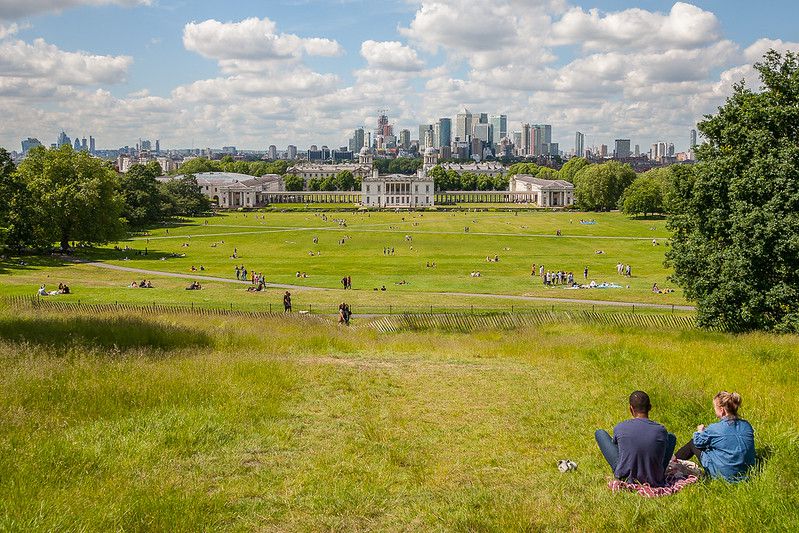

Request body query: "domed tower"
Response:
[423, 147, 439, 170]
[359, 146, 373, 167]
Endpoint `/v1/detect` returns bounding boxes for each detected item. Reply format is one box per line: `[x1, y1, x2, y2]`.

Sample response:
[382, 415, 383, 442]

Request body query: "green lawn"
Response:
[0, 210, 685, 311]
[0, 308, 796, 531]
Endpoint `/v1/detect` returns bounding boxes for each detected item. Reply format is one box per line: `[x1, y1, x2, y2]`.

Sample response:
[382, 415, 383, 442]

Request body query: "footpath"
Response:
[81, 261, 695, 312]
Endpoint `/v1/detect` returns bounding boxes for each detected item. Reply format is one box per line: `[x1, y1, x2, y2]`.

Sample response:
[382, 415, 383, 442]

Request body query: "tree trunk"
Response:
[60, 231, 70, 253]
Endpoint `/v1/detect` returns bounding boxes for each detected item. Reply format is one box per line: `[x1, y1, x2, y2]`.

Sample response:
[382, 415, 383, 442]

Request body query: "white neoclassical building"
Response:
[360, 147, 436, 208]
[509, 174, 574, 207]
[158, 172, 284, 208]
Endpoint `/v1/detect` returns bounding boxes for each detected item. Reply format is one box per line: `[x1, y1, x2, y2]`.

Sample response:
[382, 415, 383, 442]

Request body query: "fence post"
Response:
[672, 304, 674, 315]
[230, 303, 233, 310]
[511, 305, 514, 314]
[632, 304, 635, 314]
[430, 305, 433, 314]
[191, 302, 194, 310]
[309, 304, 312, 313]
[270, 303, 272, 313]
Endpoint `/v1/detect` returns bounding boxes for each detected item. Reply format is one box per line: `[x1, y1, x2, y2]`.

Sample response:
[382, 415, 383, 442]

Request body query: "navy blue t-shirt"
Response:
[613, 418, 668, 486]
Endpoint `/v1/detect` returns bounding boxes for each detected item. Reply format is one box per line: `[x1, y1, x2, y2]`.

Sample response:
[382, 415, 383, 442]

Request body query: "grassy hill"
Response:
[1, 307, 796, 531]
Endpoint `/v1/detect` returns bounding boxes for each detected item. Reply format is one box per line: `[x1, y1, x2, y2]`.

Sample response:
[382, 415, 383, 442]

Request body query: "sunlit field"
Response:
[0, 308, 796, 531]
[0, 210, 685, 311]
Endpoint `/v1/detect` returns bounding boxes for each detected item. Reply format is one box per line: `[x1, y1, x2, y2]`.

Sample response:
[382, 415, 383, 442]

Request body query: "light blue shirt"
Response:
[693, 417, 755, 482]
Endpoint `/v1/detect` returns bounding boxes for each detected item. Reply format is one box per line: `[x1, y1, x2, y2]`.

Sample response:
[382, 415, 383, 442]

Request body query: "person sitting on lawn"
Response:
[595, 391, 676, 487]
[673, 391, 755, 482]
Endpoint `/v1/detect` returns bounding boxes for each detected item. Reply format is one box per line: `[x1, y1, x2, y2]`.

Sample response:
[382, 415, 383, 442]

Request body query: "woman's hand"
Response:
[696, 424, 706, 432]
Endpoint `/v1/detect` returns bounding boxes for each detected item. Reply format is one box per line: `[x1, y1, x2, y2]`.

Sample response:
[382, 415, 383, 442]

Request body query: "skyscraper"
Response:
[155, 139, 160, 154]
[419, 124, 433, 148]
[353, 128, 365, 152]
[478, 113, 488, 124]
[89, 136, 95, 154]
[81, 138, 88, 151]
[57, 131, 71, 148]
[287, 145, 297, 159]
[690, 129, 697, 148]
[532, 124, 551, 156]
[521, 124, 532, 155]
[614, 139, 631, 158]
[399, 129, 411, 149]
[437, 118, 452, 149]
[490, 115, 507, 146]
[73, 138, 81, 150]
[574, 132, 585, 158]
[21, 138, 42, 154]
[268, 145, 277, 159]
[456, 109, 472, 141]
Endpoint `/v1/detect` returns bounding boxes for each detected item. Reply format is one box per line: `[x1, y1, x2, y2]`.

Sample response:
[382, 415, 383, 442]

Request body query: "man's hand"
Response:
[696, 424, 706, 432]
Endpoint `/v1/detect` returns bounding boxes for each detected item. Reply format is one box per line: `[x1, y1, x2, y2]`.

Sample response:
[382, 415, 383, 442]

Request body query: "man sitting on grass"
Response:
[595, 391, 676, 487]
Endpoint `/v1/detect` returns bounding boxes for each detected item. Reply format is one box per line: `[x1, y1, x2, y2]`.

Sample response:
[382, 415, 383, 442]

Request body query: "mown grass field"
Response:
[0, 210, 684, 311]
[0, 308, 797, 531]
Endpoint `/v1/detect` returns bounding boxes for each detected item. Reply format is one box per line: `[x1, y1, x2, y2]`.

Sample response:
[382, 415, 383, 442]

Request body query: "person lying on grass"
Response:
[673, 391, 755, 482]
[595, 391, 676, 487]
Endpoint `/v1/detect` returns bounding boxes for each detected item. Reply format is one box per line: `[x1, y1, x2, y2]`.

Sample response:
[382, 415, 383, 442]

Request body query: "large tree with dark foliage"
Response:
[667, 50, 799, 332]
[17, 145, 124, 251]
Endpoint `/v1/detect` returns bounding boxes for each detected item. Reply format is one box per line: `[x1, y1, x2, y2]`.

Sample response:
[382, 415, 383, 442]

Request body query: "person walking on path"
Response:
[584, 266, 589, 280]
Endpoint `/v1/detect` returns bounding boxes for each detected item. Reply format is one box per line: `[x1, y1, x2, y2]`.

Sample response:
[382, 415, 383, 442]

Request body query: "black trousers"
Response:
[675, 439, 703, 462]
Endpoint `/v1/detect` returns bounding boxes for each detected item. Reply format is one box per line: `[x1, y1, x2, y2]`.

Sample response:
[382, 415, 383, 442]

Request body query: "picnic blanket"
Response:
[609, 473, 699, 498]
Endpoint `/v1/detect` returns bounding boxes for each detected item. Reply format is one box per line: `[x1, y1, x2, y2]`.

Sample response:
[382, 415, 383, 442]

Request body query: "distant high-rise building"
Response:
[532, 124, 551, 156]
[140, 139, 152, 151]
[546, 143, 559, 156]
[438, 118, 452, 149]
[600, 144, 608, 158]
[155, 139, 160, 154]
[73, 138, 81, 150]
[575, 132, 585, 158]
[490, 115, 507, 146]
[21, 137, 42, 154]
[456, 108, 473, 141]
[521, 124, 532, 155]
[419, 124, 434, 148]
[81, 138, 88, 151]
[399, 129, 411, 150]
[473, 123, 491, 145]
[614, 139, 631, 158]
[89, 136, 96, 154]
[634, 144, 640, 157]
[512, 131, 521, 149]
[268, 145, 277, 159]
[57, 131, 71, 148]
[287, 145, 297, 159]
[478, 113, 488, 124]
[690, 129, 697, 149]
[353, 128, 365, 153]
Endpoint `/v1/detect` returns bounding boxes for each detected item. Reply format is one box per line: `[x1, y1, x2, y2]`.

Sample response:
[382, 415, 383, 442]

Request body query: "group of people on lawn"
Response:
[597, 390, 755, 486]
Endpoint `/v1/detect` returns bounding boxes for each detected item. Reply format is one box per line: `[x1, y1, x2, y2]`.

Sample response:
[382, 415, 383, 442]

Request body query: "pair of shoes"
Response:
[557, 459, 578, 473]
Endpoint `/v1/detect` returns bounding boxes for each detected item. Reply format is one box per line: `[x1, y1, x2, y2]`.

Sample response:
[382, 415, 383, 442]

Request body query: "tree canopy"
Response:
[618, 174, 663, 217]
[17, 145, 125, 251]
[559, 157, 590, 182]
[573, 161, 636, 211]
[667, 50, 799, 332]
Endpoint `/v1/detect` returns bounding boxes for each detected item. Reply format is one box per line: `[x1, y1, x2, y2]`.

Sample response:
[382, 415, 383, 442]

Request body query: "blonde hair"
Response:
[714, 391, 742, 417]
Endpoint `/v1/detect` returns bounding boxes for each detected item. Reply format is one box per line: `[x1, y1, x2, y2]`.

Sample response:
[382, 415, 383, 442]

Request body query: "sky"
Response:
[1, 0, 798, 154]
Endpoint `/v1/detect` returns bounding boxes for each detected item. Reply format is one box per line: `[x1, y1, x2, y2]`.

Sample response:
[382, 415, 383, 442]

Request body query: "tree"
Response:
[536, 167, 559, 179]
[559, 157, 590, 182]
[119, 163, 165, 228]
[507, 162, 540, 176]
[460, 172, 477, 191]
[319, 176, 335, 191]
[160, 173, 211, 217]
[334, 170, 355, 191]
[619, 174, 663, 217]
[283, 174, 304, 191]
[16, 146, 125, 251]
[175, 157, 220, 175]
[667, 50, 799, 332]
[476, 174, 494, 191]
[573, 161, 636, 211]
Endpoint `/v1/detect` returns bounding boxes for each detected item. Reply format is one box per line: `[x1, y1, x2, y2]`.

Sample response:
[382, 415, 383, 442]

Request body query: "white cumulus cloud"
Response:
[360, 40, 424, 72]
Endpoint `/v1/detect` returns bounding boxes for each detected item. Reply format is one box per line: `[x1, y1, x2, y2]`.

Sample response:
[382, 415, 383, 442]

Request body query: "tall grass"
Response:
[0, 309, 797, 531]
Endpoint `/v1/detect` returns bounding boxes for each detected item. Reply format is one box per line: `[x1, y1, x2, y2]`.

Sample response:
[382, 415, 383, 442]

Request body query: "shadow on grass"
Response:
[0, 316, 212, 351]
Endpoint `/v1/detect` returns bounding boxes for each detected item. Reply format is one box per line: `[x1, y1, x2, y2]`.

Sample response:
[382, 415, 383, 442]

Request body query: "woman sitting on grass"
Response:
[674, 391, 755, 482]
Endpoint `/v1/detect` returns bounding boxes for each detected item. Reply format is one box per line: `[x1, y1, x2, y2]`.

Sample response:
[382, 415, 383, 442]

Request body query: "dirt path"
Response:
[80, 261, 695, 311]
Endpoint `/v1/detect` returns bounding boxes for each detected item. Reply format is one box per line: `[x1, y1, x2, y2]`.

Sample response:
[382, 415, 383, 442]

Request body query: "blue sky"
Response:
[1, 0, 797, 153]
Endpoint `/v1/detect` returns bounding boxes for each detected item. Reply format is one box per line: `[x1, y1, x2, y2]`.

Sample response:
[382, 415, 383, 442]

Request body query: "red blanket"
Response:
[609, 474, 699, 498]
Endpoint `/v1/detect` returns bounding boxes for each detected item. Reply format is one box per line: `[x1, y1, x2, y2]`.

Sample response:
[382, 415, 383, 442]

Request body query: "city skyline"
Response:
[1, 1, 798, 152]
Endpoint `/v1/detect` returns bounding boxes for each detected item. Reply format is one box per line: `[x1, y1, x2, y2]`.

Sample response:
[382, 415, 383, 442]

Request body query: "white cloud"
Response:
[552, 2, 720, 51]
[0, 0, 151, 19]
[0, 22, 21, 38]
[360, 40, 424, 72]
[744, 38, 799, 63]
[0, 38, 131, 84]
[183, 17, 343, 73]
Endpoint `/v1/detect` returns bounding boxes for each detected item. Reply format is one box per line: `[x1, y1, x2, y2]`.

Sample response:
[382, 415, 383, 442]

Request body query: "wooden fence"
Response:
[366, 310, 696, 333]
